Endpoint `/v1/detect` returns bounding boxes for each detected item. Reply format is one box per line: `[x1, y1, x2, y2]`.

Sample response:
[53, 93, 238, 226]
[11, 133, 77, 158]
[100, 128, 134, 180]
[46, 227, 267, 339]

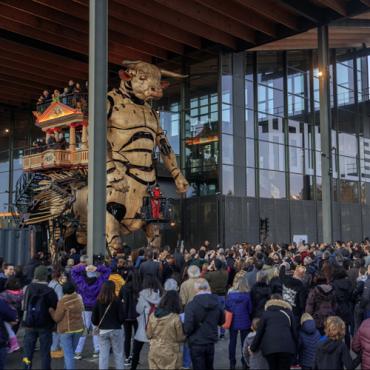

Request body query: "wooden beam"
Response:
[34, 0, 201, 49]
[0, 74, 49, 91]
[314, 0, 347, 16]
[114, 0, 238, 49]
[195, 0, 276, 36]
[1, 2, 167, 60]
[0, 38, 88, 74]
[360, 0, 370, 7]
[153, 0, 255, 42]
[0, 14, 150, 64]
[277, 0, 323, 23]
[234, 0, 299, 30]
[0, 50, 88, 81]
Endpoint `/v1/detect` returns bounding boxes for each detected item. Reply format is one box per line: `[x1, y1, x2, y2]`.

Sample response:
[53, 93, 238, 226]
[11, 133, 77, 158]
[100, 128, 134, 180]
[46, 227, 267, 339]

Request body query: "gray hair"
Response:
[256, 270, 268, 284]
[194, 278, 210, 291]
[80, 255, 89, 263]
[188, 265, 200, 278]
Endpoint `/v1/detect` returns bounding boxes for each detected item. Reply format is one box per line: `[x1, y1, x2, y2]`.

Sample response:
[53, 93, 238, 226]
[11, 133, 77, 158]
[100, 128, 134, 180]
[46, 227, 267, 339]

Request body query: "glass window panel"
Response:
[360, 137, 370, 182]
[338, 132, 357, 157]
[339, 155, 358, 181]
[257, 51, 283, 89]
[0, 172, 9, 193]
[0, 193, 8, 212]
[289, 146, 304, 174]
[222, 53, 233, 104]
[223, 165, 234, 195]
[340, 180, 359, 203]
[222, 134, 233, 165]
[247, 167, 255, 197]
[361, 182, 370, 204]
[246, 108, 254, 138]
[336, 60, 355, 106]
[290, 174, 314, 200]
[246, 138, 255, 168]
[258, 114, 284, 144]
[259, 141, 285, 171]
[259, 170, 286, 199]
[245, 79, 254, 110]
[222, 103, 233, 134]
[0, 151, 9, 173]
[258, 85, 284, 117]
[288, 120, 303, 148]
[159, 109, 180, 154]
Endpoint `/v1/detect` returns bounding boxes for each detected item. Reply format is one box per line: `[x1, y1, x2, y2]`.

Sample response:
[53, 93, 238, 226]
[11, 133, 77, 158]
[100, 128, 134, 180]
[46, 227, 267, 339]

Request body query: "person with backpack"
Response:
[131, 276, 162, 370]
[305, 273, 337, 335]
[22, 265, 58, 370]
[92, 280, 125, 370]
[0, 297, 17, 370]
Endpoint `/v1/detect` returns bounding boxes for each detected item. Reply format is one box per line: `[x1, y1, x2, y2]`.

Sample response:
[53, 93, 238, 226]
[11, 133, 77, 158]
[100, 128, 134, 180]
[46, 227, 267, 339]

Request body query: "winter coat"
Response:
[0, 289, 23, 314]
[250, 299, 297, 356]
[269, 277, 283, 295]
[119, 281, 139, 321]
[0, 298, 16, 348]
[243, 331, 269, 370]
[314, 338, 353, 370]
[183, 292, 225, 346]
[251, 282, 271, 318]
[298, 319, 320, 368]
[91, 299, 124, 330]
[352, 318, 370, 370]
[139, 260, 160, 280]
[332, 277, 353, 323]
[360, 276, 370, 313]
[305, 284, 336, 330]
[50, 292, 84, 333]
[135, 288, 161, 342]
[71, 264, 110, 310]
[48, 280, 63, 300]
[147, 310, 185, 369]
[22, 282, 58, 329]
[225, 291, 252, 331]
[205, 270, 228, 296]
[108, 273, 125, 297]
[179, 277, 198, 307]
[281, 274, 306, 318]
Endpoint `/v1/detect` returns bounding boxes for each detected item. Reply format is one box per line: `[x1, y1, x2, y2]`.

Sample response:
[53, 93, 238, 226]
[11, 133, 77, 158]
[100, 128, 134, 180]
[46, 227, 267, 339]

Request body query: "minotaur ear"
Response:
[119, 69, 132, 81]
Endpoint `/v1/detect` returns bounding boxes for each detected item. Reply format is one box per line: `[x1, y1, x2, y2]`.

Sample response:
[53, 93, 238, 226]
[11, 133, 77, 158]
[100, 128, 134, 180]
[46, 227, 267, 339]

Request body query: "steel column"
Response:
[87, 0, 108, 261]
[318, 25, 333, 243]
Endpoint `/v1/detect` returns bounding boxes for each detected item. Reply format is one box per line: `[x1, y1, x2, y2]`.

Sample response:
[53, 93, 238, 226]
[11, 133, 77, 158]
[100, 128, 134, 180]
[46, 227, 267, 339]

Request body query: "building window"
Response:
[259, 169, 286, 199]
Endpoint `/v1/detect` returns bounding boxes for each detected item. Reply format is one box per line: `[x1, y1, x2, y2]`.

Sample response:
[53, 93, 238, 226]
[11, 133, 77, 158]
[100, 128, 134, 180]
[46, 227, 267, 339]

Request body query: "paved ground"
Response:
[6, 331, 239, 369]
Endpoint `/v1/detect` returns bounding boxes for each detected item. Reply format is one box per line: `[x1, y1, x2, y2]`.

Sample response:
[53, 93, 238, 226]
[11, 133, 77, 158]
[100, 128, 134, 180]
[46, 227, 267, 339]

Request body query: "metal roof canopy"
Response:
[0, 0, 370, 107]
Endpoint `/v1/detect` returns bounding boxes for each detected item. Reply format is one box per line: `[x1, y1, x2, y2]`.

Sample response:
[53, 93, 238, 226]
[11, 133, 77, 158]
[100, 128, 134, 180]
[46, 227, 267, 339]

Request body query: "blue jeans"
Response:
[99, 329, 124, 370]
[229, 329, 248, 367]
[183, 343, 191, 368]
[0, 346, 7, 370]
[23, 328, 52, 370]
[217, 296, 225, 336]
[60, 332, 82, 370]
[51, 332, 61, 351]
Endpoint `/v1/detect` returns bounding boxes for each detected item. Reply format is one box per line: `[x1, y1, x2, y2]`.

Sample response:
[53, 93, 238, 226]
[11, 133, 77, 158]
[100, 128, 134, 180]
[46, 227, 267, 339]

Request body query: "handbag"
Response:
[93, 302, 112, 336]
[223, 310, 233, 329]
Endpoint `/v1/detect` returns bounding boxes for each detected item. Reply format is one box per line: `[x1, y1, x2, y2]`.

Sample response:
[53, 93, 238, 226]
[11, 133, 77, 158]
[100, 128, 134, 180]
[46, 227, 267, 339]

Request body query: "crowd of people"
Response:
[1, 240, 370, 369]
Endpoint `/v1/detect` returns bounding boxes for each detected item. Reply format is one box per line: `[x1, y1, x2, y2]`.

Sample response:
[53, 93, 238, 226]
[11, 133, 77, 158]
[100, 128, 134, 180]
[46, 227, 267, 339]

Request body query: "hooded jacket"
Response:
[119, 281, 139, 321]
[352, 318, 370, 370]
[225, 291, 252, 331]
[281, 274, 306, 318]
[147, 310, 185, 370]
[71, 264, 110, 310]
[305, 284, 337, 329]
[250, 299, 297, 356]
[251, 282, 271, 318]
[135, 288, 161, 342]
[50, 292, 84, 333]
[332, 277, 353, 323]
[183, 292, 225, 346]
[298, 319, 321, 368]
[314, 338, 353, 370]
[0, 298, 16, 347]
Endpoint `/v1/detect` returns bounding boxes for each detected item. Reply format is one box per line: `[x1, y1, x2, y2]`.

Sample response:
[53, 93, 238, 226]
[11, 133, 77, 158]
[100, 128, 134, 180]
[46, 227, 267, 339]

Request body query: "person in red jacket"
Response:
[352, 318, 370, 370]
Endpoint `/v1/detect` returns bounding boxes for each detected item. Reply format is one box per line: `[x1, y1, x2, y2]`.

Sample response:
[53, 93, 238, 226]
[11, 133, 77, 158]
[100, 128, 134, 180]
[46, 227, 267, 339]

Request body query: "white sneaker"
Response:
[74, 353, 82, 360]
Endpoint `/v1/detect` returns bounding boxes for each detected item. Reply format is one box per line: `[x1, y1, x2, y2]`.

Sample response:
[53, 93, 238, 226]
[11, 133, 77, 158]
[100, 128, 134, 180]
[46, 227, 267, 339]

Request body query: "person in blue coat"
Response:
[0, 298, 17, 370]
[225, 270, 252, 370]
[298, 313, 320, 370]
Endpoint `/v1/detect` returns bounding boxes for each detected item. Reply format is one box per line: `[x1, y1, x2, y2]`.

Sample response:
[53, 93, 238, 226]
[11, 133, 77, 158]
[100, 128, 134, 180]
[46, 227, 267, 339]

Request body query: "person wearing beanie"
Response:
[22, 265, 58, 370]
[298, 313, 321, 370]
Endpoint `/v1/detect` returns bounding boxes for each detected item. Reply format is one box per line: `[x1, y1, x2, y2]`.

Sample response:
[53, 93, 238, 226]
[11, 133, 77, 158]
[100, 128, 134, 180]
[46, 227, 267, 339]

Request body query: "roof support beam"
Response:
[114, 0, 238, 49]
[314, 0, 347, 16]
[277, 0, 324, 23]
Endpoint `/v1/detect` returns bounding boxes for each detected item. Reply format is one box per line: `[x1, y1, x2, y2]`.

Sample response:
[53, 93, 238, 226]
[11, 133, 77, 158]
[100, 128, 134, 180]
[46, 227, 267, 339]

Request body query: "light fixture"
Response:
[4, 129, 9, 133]
[317, 71, 323, 77]
[170, 221, 176, 227]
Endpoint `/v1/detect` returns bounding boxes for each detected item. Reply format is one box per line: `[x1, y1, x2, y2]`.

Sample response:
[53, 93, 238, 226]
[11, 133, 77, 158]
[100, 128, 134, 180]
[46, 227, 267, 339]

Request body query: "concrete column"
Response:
[318, 25, 333, 243]
[87, 0, 108, 261]
[69, 125, 76, 151]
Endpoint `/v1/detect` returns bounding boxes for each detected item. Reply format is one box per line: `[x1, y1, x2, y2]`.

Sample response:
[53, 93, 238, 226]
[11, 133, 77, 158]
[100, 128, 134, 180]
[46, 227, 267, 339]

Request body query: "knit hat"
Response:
[301, 312, 314, 325]
[34, 265, 49, 281]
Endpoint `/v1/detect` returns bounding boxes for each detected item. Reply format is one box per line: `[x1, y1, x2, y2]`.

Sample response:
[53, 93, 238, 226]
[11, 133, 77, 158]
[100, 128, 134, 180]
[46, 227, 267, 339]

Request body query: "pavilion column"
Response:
[81, 123, 88, 149]
[69, 125, 76, 151]
[318, 25, 333, 243]
[87, 0, 108, 261]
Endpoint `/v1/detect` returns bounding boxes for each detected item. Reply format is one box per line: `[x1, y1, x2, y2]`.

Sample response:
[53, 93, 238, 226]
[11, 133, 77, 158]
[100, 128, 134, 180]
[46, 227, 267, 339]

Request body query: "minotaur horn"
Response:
[160, 69, 188, 78]
[122, 60, 142, 67]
